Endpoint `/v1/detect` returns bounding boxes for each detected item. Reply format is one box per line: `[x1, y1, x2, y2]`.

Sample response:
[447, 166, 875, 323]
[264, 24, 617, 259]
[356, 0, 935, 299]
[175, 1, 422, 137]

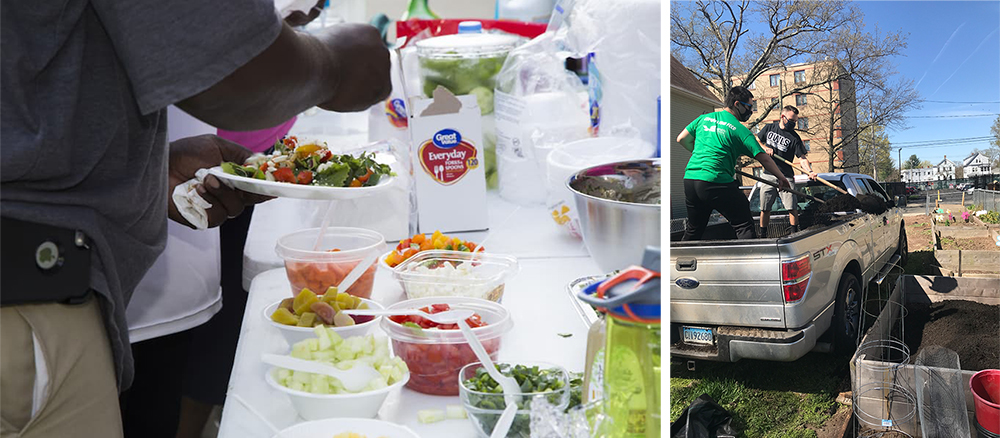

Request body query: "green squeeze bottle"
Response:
[401, 0, 439, 20]
[578, 248, 661, 437]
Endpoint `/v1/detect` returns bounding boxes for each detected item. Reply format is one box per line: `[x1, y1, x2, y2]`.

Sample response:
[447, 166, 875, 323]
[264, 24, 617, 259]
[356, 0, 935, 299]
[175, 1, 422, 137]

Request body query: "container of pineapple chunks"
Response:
[264, 288, 385, 346]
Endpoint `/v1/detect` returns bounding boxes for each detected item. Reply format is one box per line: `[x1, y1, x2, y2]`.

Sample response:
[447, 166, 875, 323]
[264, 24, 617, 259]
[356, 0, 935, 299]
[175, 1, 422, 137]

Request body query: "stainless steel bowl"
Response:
[567, 159, 660, 272]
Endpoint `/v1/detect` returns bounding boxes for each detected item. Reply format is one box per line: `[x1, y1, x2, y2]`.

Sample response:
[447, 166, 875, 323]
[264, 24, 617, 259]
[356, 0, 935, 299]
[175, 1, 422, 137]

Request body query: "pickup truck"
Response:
[669, 173, 908, 362]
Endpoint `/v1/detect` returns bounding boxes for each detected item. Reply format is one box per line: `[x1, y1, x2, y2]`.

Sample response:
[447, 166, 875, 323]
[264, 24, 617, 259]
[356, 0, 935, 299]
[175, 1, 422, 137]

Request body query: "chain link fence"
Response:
[971, 189, 1000, 212]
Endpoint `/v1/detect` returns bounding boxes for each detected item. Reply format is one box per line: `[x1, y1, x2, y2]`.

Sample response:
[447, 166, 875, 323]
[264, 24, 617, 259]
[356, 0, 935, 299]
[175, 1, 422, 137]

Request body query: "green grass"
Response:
[903, 250, 938, 276]
[669, 353, 845, 438]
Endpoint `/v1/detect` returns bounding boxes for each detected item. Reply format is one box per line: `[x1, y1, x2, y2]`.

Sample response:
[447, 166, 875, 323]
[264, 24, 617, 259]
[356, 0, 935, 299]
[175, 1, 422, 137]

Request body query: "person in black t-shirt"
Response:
[755, 105, 817, 234]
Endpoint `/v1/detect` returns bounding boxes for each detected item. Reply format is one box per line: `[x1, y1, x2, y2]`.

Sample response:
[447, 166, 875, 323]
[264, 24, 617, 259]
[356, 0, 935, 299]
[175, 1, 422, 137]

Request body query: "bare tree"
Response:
[858, 123, 896, 180]
[671, 0, 920, 172]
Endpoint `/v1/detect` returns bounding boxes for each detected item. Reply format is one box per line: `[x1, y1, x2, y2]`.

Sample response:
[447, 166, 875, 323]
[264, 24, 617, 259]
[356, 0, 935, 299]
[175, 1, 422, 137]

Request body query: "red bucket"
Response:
[971, 369, 1000, 435]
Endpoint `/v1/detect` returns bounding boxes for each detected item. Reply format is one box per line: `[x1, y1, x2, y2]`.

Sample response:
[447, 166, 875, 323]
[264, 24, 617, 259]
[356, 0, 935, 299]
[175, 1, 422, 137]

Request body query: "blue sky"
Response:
[857, 1, 1000, 167]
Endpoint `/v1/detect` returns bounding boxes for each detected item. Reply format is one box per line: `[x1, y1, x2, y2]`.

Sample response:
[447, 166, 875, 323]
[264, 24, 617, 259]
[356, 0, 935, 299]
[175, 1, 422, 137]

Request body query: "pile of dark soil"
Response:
[814, 194, 888, 215]
[903, 300, 1000, 371]
[817, 194, 862, 213]
[856, 194, 888, 214]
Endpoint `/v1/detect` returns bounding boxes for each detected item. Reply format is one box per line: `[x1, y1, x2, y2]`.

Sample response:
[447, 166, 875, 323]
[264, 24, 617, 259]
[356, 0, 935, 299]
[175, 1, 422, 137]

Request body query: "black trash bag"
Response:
[670, 393, 739, 438]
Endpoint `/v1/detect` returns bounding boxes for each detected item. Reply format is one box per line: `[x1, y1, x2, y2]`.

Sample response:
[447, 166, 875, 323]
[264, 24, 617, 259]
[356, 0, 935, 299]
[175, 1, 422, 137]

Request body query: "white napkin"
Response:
[274, 0, 318, 18]
[171, 168, 215, 230]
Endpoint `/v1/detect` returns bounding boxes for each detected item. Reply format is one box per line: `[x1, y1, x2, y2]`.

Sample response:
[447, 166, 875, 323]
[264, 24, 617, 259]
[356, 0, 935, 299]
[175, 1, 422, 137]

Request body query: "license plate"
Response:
[682, 326, 714, 345]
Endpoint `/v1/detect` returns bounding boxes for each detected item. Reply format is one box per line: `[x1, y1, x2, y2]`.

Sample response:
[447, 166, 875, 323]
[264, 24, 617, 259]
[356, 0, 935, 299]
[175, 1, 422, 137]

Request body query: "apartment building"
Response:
[715, 60, 860, 176]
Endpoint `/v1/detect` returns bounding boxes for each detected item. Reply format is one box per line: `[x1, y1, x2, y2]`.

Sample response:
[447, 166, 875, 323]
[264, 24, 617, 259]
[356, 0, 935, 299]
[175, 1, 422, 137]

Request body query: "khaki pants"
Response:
[1, 297, 123, 438]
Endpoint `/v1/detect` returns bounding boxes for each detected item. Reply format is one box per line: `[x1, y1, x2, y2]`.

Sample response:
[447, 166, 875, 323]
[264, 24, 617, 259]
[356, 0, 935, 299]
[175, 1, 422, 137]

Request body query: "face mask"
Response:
[783, 118, 796, 131]
[735, 101, 752, 122]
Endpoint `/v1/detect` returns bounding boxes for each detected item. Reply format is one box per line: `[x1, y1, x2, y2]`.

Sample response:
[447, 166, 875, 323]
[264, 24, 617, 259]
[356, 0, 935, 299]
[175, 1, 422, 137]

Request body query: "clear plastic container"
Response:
[392, 250, 519, 302]
[415, 32, 521, 106]
[459, 361, 571, 438]
[381, 297, 512, 395]
[275, 227, 386, 299]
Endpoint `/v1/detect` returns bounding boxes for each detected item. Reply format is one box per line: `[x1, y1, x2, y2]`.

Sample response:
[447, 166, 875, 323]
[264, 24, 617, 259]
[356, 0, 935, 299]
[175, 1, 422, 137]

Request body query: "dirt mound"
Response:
[817, 194, 862, 213]
[814, 194, 888, 215]
[856, 194, 888, 215]
[903, 300, 1000, 371]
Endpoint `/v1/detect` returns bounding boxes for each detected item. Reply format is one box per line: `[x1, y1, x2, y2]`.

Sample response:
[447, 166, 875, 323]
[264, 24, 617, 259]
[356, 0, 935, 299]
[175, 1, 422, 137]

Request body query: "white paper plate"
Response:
[274, 417, 420, 438]
[208, 167, 394, 200]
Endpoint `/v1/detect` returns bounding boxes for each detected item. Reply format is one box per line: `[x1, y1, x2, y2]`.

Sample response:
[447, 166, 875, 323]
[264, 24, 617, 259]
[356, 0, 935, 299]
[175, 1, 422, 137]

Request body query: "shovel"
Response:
[735, 170, 827, 204]
[771, 155, 849, 195]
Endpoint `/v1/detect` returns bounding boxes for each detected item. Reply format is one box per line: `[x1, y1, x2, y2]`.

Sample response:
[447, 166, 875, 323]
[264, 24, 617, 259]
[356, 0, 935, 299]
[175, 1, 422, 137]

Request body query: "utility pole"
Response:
[898, 147, 902, 182]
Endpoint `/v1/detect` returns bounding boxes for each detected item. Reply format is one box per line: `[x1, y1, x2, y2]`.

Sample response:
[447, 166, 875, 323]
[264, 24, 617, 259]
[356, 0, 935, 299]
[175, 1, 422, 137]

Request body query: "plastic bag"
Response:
[548, 0, 661, 145]
[529, 398, 612, 438]
[368, 50, 409, 147]
[493, 32, 590, 206]
[669, 394, 738, 438]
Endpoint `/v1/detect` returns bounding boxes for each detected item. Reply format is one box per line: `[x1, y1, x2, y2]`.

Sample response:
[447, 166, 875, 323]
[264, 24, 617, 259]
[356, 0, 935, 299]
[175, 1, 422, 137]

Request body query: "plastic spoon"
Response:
[342, 308, 474, 324]
[261, 353, 381, 393]
[332, 252, 379, 295]
[456, 319, 521, 438]
[311, 200, 337, 251]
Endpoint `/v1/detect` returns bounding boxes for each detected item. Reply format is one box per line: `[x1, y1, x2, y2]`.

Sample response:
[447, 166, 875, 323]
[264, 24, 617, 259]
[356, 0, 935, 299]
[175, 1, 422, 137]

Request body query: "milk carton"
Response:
[408, 86, 489, 233]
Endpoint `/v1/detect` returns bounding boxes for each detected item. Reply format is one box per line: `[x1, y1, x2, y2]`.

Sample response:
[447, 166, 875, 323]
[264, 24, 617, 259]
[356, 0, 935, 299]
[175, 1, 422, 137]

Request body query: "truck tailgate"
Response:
[670, 243, 786, 329]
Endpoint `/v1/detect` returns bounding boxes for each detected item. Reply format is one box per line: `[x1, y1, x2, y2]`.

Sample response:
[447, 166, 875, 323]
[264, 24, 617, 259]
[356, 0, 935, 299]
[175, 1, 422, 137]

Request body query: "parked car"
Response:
[905, 186, 917, 195]
[670, 173, 906, 362]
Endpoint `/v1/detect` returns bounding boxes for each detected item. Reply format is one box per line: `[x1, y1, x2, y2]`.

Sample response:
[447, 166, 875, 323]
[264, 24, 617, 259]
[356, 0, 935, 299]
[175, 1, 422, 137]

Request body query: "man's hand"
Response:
[315, 24, 391, 112]
[778, 175, 791, 191]
[762, 145, 774, 156]
[167, 135, 272, 228]
[808, 171, 818, 180]
[285, 0, 326, 27]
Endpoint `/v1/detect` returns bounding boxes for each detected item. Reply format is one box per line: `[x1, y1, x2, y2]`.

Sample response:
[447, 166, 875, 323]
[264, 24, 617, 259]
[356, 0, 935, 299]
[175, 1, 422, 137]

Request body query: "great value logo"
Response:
[419, 129, 479, 185]
[384, 98, 407, 128]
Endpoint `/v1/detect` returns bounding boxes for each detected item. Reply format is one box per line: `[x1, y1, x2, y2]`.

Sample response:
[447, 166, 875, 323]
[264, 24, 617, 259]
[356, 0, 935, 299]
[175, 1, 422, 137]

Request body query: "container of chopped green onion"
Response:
[458, 361, 571, 438]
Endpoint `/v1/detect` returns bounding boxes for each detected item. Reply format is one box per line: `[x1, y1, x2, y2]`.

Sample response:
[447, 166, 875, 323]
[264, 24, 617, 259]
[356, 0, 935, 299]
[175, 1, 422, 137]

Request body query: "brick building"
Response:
[714, 60, 861, 176]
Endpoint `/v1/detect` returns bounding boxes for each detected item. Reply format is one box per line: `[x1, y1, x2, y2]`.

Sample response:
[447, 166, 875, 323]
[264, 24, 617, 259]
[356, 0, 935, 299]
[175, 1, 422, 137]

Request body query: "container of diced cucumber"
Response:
[416, 27, 522, 189]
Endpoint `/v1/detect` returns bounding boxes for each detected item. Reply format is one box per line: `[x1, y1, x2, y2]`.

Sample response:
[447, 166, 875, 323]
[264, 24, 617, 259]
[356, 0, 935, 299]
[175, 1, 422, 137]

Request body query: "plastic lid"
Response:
[458, 21, 482, 34]
[275, 227, 385, 262]
[393, 250, 519, 302]
[380, 296, 512, 344]
[415, 32, 520, 58]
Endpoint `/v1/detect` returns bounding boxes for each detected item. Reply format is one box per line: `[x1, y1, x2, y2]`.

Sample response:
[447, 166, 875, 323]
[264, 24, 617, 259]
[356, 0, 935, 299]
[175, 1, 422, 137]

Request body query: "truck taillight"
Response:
[781, 254, 811, 303]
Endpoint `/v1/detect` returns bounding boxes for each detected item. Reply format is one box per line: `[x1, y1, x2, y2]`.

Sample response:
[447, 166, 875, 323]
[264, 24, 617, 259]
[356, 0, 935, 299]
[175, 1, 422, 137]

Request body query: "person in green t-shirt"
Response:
[676, 86, 789, 240]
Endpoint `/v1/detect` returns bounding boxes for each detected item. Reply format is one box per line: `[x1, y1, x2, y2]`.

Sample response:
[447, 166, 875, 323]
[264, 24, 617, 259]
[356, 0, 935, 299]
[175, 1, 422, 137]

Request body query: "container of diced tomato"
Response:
[276, 227, 386, 299]
[381, 297, 512, 396]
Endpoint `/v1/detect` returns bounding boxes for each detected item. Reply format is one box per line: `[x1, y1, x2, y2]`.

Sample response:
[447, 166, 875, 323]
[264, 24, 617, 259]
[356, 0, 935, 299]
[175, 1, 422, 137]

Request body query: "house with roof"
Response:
[901, 166, 938, 183]
[935, 155, 958, 180]
[670, 55, 725, 220]
[962, 152, 993, 177]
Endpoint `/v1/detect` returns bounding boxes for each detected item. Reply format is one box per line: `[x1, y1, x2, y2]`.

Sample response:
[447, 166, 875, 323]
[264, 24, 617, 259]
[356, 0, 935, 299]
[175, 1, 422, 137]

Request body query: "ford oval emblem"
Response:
[675, 277, 700, 289]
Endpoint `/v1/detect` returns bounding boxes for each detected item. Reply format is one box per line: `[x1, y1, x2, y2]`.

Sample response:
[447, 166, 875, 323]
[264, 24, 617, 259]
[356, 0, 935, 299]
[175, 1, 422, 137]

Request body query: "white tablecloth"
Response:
[219, 194, 603, 438]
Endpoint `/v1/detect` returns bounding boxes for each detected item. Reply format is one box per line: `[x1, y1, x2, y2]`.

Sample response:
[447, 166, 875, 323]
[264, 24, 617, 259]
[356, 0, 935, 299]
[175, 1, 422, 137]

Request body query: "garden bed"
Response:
[931, 219, 1000, 277]
[902, 300, 1000, 371]
[850, 275, 1000, 437]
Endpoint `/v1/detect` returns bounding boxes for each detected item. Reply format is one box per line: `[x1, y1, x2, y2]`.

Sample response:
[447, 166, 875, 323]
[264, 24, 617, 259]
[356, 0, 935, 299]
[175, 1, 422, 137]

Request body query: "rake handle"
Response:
[771, 155, 849, 195]
[736, 170, 827, 205]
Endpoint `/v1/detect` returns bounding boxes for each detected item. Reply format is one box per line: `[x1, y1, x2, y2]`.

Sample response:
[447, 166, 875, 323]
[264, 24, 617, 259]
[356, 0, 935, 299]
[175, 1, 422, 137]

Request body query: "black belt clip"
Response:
[1, 217, 93, 306]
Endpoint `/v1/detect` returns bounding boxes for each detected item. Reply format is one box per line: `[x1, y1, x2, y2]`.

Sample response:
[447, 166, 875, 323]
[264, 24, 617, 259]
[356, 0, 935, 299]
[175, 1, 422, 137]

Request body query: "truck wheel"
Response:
[833, 272, 861, 355]
[896, 226, 908, 267]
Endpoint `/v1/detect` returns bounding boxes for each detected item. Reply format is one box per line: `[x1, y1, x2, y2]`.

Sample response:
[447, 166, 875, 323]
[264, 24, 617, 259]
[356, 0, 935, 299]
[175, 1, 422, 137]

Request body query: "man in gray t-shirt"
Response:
[0, 1, 389, 436]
